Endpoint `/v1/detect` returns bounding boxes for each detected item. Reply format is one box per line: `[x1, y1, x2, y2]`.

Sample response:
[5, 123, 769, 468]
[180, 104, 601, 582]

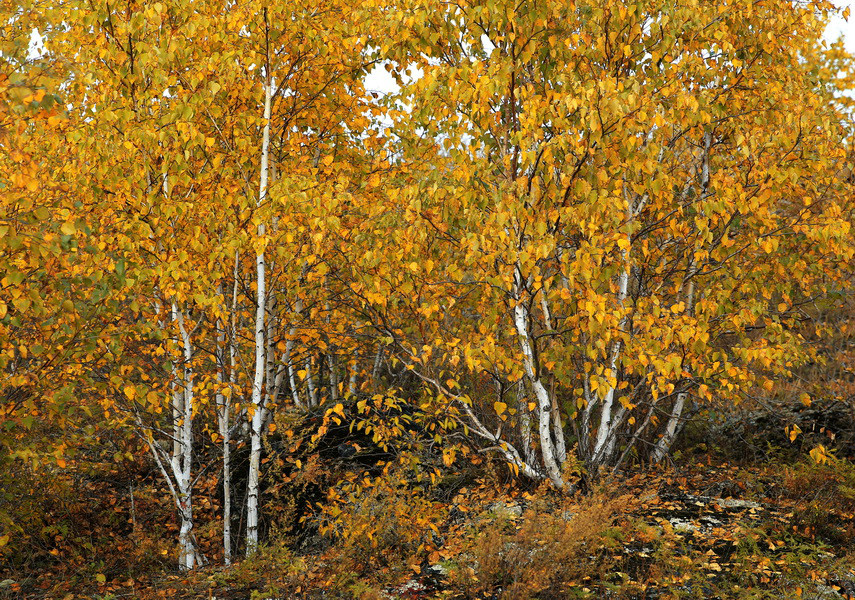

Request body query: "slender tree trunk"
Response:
[246, 65, 273, 556]
[650, 392, 688, 463]
[515, 380, 536, 466]
[216, 254, 239, 565]
[348, 367, 358, 397]
[215, 284, 229, 565]
[145, 176, 204, 571]
[590, 263, 629, 466]
[173, 304, 203, 570]
[540, 293, 566, 465]
[292, 291, 317, 408]
[550, 379, 566, 465]
[588, 184, 642, 470]
[221, 418, 232, 564]
[513, 269, 564, 488]
[304, 354, 318, 407]
[285, 336, 303, 408]
[141, 430, 203, 572]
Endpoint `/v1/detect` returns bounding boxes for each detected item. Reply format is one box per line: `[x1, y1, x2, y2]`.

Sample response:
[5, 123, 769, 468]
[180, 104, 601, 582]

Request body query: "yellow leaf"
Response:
[617, 238, 630, 252]
[124, 386, 136, 400]
[494, 401, 507, 415]
[333, 403, 345, 417]
[96, 573, 106, 584]
[809, 445, 831, 465]
[60, 221, 76, 236]
[799, 393, 811, 407]
[0, 534, 9, 547]
[788, 424, 801, 443]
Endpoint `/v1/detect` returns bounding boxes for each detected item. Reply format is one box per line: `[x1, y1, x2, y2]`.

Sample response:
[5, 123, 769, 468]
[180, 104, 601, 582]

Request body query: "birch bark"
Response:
[246, 65, 274, 555]
[215, 252, 239, 565]
[513, 268, 564, 488]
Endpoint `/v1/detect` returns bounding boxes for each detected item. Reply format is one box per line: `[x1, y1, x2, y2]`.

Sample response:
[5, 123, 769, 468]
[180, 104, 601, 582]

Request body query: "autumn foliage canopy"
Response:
[1, 0, 853, 571]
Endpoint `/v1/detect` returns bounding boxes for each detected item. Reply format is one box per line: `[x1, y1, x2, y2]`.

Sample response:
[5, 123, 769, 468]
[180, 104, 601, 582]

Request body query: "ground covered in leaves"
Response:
[3, 443, 855, 600]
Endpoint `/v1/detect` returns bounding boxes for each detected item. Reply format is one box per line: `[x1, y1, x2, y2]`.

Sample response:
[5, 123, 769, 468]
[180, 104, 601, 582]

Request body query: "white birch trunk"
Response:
[515, 381, 536, 466]
[246, 72, 273, 556]
[539, 292, 566, 464]
[145, 173, 202, 570]
[348, 368, 358, 397]
[304, 355, 318, 407]
[649, 392, 688, 464]
[589, 185, 638, 468]
[372, 346, 383, 382]
[226, 251, 239, 563]
[173, 304, 203, 570]
[513, 270, 563, 488]
[551, 387, 567, 465]
[216, 256, 239, 566]
[285, 336, 303, 408]
[590, 296, 627, 465]
[214, 285, 229, 565]
[171, 379, 182, 471]
[140, 431, 204, 572]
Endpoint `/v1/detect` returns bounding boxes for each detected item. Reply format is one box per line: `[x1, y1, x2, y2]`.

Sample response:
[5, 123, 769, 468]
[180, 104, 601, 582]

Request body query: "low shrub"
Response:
[781, 455, 855, 543]
[450, 489, 622, 600]
[315, 466, 447, 583]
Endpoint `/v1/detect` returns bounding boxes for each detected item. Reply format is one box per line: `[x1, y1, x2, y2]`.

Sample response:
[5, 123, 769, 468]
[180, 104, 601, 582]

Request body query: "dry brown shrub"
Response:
[452, 489, 624, 600]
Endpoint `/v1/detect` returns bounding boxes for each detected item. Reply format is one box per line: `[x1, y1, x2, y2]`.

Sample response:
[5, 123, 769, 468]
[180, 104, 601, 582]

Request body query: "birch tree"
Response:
[379, 0, 855, 488]
[245, 15, 274, 552]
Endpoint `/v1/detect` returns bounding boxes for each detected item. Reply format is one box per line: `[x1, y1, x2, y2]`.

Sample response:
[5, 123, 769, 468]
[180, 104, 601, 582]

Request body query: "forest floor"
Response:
[3, 442, 855, 600]
[0, 400, 855, 600]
